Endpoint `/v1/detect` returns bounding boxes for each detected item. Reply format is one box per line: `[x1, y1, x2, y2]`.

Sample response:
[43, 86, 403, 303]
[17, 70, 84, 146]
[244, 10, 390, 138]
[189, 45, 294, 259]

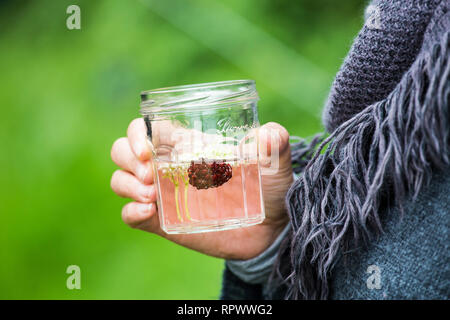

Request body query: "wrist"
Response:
[242, 215, 288, 259]
[265, 216, 289, 246]
[225, 222, 291, 284]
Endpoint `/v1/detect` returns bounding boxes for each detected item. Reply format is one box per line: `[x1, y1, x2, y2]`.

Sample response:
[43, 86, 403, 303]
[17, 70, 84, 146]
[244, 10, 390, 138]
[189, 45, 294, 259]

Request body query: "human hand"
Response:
[110, 119, 292, 260]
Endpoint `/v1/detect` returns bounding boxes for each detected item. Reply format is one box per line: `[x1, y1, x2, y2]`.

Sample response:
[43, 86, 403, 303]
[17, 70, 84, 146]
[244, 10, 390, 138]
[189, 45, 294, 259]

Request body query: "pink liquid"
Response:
[154, 159, 265, 233]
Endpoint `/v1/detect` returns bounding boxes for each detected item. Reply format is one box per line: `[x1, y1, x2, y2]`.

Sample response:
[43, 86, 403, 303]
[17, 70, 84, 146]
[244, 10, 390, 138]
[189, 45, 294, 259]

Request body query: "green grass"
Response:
[0, 0, 365, 299]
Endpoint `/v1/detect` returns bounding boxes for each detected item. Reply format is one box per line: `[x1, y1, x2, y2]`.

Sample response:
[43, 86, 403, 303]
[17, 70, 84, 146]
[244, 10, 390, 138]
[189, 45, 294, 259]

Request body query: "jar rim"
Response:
[140, 80, 258, 116]
[140, 79, 254, 97]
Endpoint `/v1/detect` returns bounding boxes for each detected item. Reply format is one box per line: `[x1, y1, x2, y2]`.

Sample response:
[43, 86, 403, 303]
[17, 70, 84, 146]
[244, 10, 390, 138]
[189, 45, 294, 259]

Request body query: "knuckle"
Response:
[111, 137, 127, 161]
[110, 169, 123, 191]
[142, 165, 154, 185]
[127, 118, 143, 136]
[121, 203, 133, 226]
[121, 205, 128, 224]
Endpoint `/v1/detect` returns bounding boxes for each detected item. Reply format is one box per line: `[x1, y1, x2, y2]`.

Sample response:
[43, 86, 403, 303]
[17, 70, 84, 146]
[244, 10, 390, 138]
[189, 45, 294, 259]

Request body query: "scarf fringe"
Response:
[273, 32, 449, 300]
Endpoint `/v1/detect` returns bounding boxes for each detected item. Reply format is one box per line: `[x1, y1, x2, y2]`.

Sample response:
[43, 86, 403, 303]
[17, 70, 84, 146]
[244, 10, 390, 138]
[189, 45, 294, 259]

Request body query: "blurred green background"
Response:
[0, 0, 366, 299]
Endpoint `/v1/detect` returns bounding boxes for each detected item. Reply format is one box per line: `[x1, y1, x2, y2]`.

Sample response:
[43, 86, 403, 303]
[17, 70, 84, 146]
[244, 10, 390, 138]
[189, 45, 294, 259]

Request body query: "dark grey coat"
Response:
[221, 0, 450, 300]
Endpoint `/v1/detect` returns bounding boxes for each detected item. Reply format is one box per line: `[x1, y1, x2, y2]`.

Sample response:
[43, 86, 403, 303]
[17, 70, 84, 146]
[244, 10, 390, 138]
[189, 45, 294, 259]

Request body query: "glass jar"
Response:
[140, 80, 265, 234]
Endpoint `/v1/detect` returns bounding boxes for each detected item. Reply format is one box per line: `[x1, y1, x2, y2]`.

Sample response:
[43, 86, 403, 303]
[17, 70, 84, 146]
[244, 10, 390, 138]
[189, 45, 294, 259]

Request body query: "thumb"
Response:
[258, 122, 291, 172]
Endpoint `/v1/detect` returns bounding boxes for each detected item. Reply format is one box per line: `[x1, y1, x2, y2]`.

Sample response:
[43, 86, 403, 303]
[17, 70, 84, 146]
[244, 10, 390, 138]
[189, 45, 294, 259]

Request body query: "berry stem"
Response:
[180, 172, 191, 220]
[163, 166, 183, 222]
[174, 183, 183, 222]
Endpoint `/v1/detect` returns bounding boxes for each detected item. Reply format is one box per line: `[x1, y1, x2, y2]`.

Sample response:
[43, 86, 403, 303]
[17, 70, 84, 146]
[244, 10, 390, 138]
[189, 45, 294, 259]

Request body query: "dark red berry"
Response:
[187, 158, 232, 190]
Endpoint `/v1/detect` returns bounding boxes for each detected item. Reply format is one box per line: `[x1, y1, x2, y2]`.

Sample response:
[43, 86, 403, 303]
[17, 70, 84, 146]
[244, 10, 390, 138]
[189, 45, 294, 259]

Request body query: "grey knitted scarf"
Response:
[273, 0, 450, 300]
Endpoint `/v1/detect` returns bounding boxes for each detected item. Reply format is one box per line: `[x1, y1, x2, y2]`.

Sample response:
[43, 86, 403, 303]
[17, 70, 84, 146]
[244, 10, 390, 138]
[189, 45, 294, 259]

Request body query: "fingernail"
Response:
[137, 164, 149, 182]
[134, 142, 145, 159]
[138, 203, 153, 216]
[136, 142, 151, 161]
[139, 185, 154, 200]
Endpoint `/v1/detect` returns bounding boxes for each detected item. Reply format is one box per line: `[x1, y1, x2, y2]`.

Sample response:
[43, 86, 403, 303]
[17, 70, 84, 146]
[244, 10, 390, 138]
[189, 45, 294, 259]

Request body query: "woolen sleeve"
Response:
[220, 223, 291, 300]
